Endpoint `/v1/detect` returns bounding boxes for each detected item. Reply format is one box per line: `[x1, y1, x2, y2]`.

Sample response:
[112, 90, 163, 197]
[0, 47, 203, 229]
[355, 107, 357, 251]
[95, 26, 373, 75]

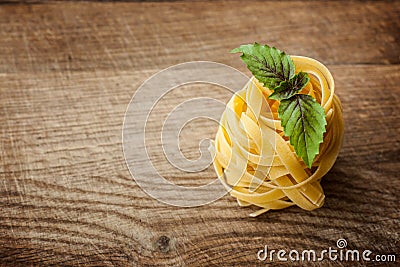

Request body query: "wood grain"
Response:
[0, 1, 399, 266]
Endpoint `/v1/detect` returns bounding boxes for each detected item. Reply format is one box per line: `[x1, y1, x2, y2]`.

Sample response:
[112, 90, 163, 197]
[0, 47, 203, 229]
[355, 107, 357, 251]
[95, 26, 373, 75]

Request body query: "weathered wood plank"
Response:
[1, 64, 399, 266]
[0, 1, 398, 74]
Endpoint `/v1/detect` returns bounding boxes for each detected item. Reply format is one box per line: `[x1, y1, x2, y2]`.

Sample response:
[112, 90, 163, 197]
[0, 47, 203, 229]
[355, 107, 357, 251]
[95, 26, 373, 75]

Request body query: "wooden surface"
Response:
[0, 1, 399, 266]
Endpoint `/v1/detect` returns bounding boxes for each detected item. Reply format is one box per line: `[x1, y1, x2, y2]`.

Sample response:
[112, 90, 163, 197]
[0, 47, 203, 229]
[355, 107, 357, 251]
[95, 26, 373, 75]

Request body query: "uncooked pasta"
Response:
[210, 56, 344, 217]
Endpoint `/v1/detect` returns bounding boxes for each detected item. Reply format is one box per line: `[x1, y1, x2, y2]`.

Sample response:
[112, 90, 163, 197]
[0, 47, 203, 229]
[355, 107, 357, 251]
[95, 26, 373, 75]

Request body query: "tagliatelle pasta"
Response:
[210, 56, 344, 217]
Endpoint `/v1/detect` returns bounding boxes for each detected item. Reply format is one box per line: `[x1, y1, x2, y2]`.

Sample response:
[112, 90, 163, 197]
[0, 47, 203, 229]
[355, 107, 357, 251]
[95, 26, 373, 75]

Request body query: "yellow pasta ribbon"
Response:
[210, 56, 344, 217]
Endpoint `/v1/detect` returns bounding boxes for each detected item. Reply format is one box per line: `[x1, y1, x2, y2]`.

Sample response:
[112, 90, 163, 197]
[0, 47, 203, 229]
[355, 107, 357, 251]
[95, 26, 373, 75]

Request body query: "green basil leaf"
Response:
[269, 72, 310, 100]
[278, 94, 327, 168]
[231, 42, 295, 89]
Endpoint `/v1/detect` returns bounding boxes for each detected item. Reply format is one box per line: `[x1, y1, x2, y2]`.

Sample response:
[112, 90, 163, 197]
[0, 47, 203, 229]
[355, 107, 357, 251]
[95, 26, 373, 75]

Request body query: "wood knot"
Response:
[156, 235, 170, 253]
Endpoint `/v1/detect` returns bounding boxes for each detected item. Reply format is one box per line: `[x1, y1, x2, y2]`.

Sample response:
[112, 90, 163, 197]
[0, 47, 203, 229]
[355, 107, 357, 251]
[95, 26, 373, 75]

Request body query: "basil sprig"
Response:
[232, 43, 327, 168]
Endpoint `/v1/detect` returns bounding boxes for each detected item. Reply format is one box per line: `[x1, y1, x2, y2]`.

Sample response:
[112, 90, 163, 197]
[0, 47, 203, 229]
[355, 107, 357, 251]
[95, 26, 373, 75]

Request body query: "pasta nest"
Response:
[210, 56, 344, 217]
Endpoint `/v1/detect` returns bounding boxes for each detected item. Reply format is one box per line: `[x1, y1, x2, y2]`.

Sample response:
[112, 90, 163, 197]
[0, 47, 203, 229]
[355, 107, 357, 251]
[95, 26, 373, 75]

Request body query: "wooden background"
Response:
[0, 0, 399, 266]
